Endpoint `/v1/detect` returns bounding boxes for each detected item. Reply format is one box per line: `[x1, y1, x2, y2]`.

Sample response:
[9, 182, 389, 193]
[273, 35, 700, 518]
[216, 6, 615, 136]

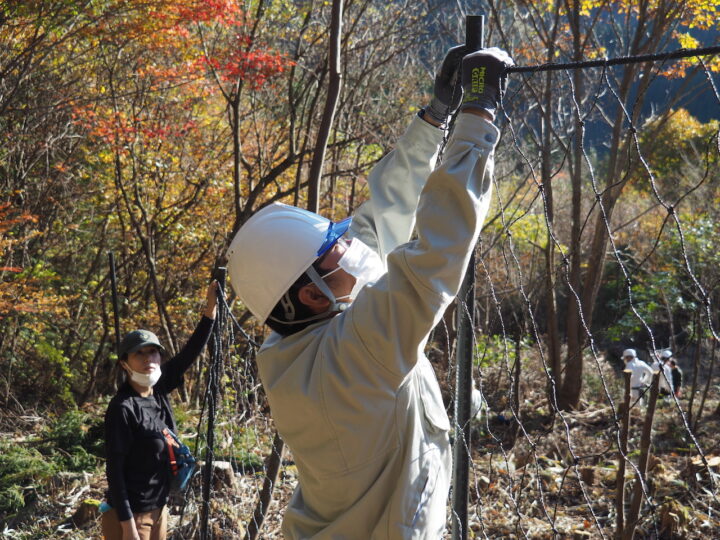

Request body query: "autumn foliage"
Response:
[0, 0, 716, 411]
[1, 0, 719, 537]
[0, 202, 39, 316]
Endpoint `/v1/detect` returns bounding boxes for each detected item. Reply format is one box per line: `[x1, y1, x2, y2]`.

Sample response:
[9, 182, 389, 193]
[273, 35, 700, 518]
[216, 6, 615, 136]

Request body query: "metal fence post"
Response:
[451, 14, 484, 540]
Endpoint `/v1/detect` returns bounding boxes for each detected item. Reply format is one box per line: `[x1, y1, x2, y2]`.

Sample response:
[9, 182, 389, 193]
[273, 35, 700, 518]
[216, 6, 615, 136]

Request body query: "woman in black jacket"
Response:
[101, 282, 217, 540]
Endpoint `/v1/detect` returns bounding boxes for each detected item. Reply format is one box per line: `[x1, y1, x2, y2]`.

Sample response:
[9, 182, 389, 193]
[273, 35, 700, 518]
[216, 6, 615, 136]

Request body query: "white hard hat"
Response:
[660, 349, 673, 359]
[622, 349, 636, 358]
[226, 203, 352, 323]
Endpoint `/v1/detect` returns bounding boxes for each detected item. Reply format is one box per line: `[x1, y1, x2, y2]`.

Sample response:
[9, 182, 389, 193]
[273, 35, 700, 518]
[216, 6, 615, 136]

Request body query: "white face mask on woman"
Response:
[126, 366, 162, 388]
[322, 238, 386, 302]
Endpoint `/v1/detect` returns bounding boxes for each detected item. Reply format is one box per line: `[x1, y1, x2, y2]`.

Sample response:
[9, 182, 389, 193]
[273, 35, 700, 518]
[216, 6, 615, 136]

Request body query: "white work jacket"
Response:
[626, 358, 653, 389]
[257, 113, 499, 539]
[653, 360, 673, 393]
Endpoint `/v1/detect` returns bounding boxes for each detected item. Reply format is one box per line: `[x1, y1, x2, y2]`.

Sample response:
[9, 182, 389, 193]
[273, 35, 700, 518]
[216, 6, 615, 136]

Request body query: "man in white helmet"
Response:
[227, 47, 513, 539]
[621, 349, 653, 405]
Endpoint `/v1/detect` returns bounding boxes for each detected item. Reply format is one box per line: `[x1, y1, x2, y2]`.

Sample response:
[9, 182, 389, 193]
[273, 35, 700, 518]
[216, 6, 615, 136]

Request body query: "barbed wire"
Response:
[506, 45, 720, 74]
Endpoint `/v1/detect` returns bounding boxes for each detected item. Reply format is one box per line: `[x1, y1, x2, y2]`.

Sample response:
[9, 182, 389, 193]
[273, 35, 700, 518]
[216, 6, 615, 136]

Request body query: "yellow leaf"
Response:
[677, 32, 699, 49]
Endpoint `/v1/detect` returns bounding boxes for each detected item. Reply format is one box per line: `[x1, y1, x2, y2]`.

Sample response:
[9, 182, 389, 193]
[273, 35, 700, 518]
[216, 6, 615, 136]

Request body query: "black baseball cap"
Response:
[118, 329, 166, 359]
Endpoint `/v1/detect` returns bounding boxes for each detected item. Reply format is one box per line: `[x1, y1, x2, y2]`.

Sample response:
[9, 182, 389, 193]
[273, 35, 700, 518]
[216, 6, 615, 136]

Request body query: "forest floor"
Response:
[2, 355, 719, 539]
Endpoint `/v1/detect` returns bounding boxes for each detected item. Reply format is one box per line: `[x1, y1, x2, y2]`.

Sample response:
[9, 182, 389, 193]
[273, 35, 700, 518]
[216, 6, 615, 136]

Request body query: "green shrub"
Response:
[475, 334, 532, 368]
[0, 484, 25, 518]
[0, 443, 57, 519]
[0, 409, 105, 523]
[233, 449, 264, 472]
[43, 409, 104, 471]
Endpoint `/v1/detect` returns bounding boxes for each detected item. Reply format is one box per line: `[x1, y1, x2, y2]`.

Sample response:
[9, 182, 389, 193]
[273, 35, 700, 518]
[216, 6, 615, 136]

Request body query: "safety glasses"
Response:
[316, 216, 353, 257]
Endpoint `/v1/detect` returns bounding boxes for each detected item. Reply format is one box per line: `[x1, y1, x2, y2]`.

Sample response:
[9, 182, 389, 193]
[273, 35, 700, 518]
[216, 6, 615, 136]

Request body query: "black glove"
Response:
[424, 45, 468, 125]
[460, 47, 514, 119]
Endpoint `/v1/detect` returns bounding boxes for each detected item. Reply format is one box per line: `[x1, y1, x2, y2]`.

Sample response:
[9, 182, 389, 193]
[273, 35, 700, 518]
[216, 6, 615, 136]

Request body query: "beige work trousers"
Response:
[101, 506, 167, 540]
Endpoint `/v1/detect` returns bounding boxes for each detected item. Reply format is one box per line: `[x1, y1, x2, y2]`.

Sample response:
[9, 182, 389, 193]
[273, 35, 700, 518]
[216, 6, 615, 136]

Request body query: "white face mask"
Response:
[323, 238, 386, 302]
[126, 365, 162, 388]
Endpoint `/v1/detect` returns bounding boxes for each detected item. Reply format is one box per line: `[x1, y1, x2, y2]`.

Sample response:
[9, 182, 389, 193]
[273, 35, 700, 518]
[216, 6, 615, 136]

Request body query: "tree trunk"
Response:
[695, 337, 717, 430]
[687, 311, 702, 425]
[307, 0, 343, 213]
[231, 94, 243, 235]
[558, 0, 585, 410]
[540, 8, 562, 408]
[559, 1, 669, 408]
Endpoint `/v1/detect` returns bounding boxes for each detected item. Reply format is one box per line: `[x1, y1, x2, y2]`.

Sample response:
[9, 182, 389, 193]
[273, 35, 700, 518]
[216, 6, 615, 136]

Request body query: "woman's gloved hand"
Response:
[460, 47, 514, 120]
[423, 45, 468, 126]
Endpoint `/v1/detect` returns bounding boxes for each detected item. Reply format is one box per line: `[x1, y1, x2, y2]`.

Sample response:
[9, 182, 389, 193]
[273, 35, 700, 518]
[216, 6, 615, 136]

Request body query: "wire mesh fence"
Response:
[177, 45, 719, 539]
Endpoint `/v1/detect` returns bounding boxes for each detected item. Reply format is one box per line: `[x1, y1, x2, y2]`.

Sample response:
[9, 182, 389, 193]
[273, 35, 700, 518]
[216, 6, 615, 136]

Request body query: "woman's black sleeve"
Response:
[158, 316, 215, 393]
[105, 403, 135, 522]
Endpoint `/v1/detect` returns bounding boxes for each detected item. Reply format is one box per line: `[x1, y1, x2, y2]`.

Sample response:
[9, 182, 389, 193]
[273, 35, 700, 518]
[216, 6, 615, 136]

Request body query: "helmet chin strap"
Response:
[267, 266, 347, 326]
[304, 266, 348, 313]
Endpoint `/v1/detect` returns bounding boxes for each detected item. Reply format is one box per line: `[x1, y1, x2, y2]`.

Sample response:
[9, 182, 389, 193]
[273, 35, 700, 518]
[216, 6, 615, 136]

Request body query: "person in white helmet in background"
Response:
[653, 349, 675, 397]
[621, 349, 653, 405]
[227, 46, 513, 539]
